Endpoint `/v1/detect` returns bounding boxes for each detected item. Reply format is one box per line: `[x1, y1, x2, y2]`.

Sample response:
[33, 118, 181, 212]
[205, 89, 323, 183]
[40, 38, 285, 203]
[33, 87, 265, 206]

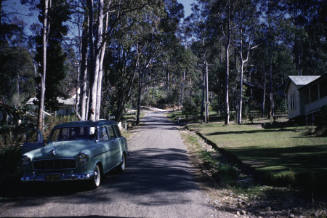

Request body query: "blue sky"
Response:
[4, 0, 196, 35]
[178, 0, 195, 17]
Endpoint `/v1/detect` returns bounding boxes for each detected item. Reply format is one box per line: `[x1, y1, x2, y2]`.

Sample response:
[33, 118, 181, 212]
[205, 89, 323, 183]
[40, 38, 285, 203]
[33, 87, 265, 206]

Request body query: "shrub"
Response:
[182, 98, 199, 118]
[315, 106, 327, 136]
[0, 144, 21, 184]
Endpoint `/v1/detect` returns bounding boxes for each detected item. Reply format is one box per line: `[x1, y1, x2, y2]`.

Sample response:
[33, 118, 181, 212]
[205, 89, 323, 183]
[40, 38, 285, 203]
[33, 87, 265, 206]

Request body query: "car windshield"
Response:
[49, 126, 97, 142]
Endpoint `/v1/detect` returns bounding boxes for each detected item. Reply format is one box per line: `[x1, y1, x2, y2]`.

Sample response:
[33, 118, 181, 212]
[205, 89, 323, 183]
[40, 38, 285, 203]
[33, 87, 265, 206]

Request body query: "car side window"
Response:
[50, 128, 60, 141]
[60, 128, 69, 140]
[113, 125, 121, 137]
[107, 125, 116, 139]
[99, 126, 109, 141]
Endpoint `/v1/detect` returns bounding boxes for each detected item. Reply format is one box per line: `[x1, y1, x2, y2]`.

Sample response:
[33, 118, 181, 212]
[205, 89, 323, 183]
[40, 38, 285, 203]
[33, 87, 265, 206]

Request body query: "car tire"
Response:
[89, 164, 101, 189]
[117, 154, 126, 173]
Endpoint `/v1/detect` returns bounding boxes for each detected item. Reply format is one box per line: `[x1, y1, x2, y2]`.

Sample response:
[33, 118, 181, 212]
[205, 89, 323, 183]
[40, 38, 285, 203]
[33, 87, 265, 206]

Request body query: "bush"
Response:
[182, 98, 199, 118]
[0, 144, 21, 184]
[315, 106, 327, 136]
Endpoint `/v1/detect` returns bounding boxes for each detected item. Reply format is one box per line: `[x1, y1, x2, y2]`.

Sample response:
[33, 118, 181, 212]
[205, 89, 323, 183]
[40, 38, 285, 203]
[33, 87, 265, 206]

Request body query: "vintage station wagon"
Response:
[21, 120, 128, 188]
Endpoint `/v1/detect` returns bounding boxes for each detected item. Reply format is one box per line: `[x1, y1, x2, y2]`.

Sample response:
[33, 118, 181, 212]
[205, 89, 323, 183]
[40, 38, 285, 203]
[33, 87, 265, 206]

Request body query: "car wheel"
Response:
[89, 164, 101, 188]
[118, 154, 126, 173]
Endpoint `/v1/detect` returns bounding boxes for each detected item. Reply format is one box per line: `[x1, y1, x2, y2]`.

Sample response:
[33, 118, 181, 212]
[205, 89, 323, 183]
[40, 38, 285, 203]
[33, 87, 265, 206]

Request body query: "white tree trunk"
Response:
[205, 60, 209, 123]
[225, 0, 231, 125]
[38, 0, 49, 131]
[95, 11, 109, 120]
[89, 0, 104, 121]
[80, 14, 89, 120]
[238, 28, 251, 125]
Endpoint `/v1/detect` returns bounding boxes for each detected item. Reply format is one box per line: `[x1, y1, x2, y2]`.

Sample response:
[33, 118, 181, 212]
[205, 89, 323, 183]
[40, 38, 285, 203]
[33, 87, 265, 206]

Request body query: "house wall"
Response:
[287, 83, 302, 119]
[56, 106, 74, 116]
[305, 96, 327, 115]
[300, 77, 327, 116]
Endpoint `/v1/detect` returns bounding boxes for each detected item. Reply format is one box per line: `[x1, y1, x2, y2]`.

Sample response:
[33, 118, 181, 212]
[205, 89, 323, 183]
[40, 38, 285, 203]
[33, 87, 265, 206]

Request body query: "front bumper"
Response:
[21, 171, 95, 182]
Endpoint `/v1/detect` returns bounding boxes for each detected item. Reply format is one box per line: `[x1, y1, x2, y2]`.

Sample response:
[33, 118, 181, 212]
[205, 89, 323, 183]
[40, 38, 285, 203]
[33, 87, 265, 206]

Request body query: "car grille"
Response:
[33, 159, 76, 170]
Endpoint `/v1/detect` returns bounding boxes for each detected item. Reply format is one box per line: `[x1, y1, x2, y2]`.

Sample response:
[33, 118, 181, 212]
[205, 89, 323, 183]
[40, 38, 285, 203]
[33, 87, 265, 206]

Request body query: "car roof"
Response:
[54, 120, 117, 129]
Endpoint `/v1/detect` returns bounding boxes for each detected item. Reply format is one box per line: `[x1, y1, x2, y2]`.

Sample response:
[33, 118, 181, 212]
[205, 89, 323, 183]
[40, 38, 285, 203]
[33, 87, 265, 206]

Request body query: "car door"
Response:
[107, 125, 121, 166]
[113, 124, 127, 153]
[98, 125, 113, 171]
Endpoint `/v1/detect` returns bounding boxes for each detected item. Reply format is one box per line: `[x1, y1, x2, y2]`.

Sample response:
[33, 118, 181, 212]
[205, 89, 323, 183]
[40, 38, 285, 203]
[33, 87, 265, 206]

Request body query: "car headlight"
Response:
[22, 155, 31, 166]
[77, 153, 89, 165]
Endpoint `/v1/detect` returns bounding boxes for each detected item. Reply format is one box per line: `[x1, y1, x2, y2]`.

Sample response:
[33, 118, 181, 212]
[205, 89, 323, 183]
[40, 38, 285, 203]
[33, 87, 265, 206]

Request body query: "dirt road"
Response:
[0, 111, 231, 217]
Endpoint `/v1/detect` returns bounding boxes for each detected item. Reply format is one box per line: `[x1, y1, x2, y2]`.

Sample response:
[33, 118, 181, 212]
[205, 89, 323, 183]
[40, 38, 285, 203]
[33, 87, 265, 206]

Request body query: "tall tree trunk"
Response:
[269, 53, 274, 118]
[38, 0, 49, 132]
[205, 60, 209, 123]
[225, 0, 231, 125]
[89, 0, 104, 121]
[201, 65, 205, 121]
[75, 64, 81, 119]
[136, 46, 141, 125]
[238, 29, 251, 124]
[136, 73, 142, 124]
[166, 69, 170, 91]
[80, 16, 89, 120]
[87, 0, 94, 120]
[95, 11, 109, 120]
[262, 65, 266, 117]
[181, 70, 186, 105]
[238, 65, 244, 124]
[16, 73, 20, 106]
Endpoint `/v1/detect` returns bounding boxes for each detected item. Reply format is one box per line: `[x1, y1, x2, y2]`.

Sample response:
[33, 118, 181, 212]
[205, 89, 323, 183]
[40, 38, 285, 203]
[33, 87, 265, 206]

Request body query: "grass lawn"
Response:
[188, 122, 327, 191]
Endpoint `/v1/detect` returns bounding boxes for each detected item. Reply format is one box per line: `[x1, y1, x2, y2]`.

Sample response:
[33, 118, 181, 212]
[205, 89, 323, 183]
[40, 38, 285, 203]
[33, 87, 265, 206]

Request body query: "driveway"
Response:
[0, 111, 231, 217]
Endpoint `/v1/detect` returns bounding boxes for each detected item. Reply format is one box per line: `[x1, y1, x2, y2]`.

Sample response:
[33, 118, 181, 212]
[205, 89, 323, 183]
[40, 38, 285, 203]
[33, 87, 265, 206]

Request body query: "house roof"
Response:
[57, 96, 76, 106]
[26, 97, 38, 105]
[288, 75, 320, 86]
[299, 73, 327, 90]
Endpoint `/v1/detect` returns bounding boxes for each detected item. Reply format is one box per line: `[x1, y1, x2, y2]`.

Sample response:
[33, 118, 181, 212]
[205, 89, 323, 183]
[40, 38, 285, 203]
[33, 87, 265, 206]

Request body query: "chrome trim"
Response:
[21, 171, 95, 182]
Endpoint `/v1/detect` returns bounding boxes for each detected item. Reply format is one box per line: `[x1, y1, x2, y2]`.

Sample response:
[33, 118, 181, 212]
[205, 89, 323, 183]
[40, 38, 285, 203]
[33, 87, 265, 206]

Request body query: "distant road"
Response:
[0, 111, 231, 217]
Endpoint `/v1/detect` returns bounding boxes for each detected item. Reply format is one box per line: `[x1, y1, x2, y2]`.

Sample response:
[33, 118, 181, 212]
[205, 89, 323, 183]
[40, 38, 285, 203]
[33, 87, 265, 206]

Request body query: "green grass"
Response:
[188, 122, 327, 191]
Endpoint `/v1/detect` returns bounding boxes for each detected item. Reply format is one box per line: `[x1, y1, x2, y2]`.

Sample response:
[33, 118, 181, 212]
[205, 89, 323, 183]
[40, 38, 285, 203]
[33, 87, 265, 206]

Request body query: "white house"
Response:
[25, 88, 81, 116]
[287, 75, 327, 119]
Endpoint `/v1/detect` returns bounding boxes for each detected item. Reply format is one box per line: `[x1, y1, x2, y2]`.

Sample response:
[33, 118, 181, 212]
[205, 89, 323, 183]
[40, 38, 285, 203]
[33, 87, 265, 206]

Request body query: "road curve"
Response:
[0, 111, 231, 217]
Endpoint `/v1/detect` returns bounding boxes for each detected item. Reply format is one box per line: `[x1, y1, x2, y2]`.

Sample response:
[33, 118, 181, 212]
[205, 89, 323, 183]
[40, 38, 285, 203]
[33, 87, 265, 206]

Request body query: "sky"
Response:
[4, 0, 196, 36]
[178, 0, 195, 18]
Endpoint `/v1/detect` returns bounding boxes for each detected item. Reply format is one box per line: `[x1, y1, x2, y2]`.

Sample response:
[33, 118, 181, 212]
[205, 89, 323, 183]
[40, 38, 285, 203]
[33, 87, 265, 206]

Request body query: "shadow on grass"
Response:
[205, 128, 297, 136]
[226, 144, 327, 193]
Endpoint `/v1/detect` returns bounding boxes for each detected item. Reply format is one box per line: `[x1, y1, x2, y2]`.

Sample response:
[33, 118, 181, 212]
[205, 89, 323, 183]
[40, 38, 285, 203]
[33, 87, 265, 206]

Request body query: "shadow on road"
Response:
[0, 111, 200, 211]
[0, 148, 197, 208]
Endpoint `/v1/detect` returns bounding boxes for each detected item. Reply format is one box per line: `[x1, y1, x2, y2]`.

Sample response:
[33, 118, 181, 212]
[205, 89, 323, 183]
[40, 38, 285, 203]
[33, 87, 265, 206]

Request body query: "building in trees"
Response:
[287, 75, 327, 120]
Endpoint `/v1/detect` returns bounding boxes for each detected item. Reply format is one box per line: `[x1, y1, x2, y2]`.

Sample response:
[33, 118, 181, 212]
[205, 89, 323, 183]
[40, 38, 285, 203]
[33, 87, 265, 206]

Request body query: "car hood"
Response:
[25, 140, 95, 160]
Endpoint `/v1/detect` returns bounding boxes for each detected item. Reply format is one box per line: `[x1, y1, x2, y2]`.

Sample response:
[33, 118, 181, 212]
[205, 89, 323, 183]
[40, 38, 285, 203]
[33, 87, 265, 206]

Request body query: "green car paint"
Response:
[21, 120, 128, 187]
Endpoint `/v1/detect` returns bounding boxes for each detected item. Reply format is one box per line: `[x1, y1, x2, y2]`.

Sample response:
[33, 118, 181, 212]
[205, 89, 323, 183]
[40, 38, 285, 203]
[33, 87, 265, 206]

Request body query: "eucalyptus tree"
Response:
[37, 0, 49, 131]
[0, 0, 35, 107]
[234, 0, 259, 124]
[33, 0, 71, 131]
[184, 2, 210, 122]
[285, 0, 327, 76]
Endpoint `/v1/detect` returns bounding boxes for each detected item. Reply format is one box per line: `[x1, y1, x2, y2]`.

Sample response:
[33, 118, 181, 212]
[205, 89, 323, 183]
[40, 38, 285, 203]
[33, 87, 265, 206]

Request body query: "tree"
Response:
[37, 0, 49, 131]
[234, 0, 258, 124]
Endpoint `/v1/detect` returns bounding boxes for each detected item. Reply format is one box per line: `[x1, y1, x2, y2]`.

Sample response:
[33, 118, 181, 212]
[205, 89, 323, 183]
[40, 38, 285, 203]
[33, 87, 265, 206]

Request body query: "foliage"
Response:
[0, 144, 21, 184]
[182, 96, 200, 117]
[34, 0, 71, 111]
[315, 106, 327, 136]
